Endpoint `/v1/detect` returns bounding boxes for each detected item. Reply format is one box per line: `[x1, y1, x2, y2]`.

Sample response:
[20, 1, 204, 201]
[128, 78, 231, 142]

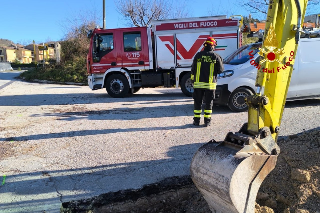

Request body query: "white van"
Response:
[213, 38, 320, 112]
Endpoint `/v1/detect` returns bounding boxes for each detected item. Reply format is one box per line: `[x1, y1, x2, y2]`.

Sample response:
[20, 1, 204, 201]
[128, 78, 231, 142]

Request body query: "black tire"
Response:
[105, 74, 130, 98]
[228, 87, 253, 112]
[180, 73, 193, 97]
[132, 87, 141, 94]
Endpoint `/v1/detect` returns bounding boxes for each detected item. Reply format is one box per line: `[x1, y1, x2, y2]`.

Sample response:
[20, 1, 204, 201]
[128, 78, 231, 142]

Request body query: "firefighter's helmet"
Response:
[204, 37, 217, 46]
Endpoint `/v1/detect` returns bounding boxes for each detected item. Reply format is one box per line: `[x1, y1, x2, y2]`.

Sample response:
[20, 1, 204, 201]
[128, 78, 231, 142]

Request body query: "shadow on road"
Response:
[284, 98, 320, 108]
[27, 101, 232, 122]
[1, 124, 196, 142]
[0, 92, 191, 107]
[0, 142, 206, 211]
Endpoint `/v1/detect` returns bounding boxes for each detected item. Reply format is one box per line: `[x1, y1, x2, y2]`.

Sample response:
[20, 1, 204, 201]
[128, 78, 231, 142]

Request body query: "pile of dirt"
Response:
[61, 128, 320, 213]
[256, 128, 320, 213]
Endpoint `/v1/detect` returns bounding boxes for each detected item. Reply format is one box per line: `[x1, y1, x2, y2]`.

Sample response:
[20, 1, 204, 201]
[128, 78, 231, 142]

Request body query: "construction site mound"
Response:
[256, 128, 320, 213]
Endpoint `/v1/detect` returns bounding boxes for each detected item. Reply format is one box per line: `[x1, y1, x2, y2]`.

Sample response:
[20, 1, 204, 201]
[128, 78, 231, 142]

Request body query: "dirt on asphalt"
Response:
[61, 128, 320, 213]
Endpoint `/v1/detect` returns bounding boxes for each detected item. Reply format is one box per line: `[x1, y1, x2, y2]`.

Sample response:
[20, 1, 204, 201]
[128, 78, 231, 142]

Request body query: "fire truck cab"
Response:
[87, 16, 242, 97]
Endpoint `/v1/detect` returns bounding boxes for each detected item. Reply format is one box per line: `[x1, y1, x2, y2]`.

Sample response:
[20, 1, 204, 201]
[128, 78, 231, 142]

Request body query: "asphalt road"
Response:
[0, 71, 319, 213]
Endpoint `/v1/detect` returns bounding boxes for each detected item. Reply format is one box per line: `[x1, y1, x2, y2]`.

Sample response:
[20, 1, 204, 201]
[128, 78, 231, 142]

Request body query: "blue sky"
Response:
[1, 0, 318, 45]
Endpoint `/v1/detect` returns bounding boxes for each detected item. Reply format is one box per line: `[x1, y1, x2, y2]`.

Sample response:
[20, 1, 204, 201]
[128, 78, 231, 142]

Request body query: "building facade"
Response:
[0, 42, 60, 64]
[305, 14, 320, 27]
[15, 48, 32, 63]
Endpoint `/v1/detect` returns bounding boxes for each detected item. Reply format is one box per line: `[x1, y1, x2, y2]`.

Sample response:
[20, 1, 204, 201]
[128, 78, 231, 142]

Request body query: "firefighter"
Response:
[191, 37, 224, 127]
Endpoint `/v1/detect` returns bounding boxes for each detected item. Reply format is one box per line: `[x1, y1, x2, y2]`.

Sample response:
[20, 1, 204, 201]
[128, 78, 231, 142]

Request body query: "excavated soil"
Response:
[61, 128, 320, 213]
[256, 128, 320, 213]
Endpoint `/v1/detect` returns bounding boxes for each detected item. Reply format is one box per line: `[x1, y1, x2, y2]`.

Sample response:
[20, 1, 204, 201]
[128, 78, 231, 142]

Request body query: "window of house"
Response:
[123, 32, 141, 52]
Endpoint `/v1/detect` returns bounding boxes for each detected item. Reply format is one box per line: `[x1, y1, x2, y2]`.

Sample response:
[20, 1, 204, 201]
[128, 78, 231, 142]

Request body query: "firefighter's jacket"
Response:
[191, 49, 224, 90]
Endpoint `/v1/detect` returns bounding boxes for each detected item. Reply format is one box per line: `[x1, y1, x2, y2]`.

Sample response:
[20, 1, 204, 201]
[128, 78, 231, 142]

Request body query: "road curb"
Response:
[20, 77, 87, 86]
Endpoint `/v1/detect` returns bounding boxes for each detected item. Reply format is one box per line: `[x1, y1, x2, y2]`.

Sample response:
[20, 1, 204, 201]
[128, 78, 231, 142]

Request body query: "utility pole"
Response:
[103, 0, 106, 29]
[43, 43, 45, 68]
[33, 40, 36, 64]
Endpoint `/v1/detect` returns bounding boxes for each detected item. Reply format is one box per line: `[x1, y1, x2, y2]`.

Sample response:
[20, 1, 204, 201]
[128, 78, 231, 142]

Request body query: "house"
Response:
[15, 48, 32, 64]
[303, 22, 315, 29]
[304, 14, 320, 28]
[0, 40, 61, 64]
[0, 45, 33, 63]
[249, 22, 266, 32]
[0, 48, 5, 62]
[3, 47, 16, 62]
[24, 42, 60, 63]
[247, 19, 318, 33]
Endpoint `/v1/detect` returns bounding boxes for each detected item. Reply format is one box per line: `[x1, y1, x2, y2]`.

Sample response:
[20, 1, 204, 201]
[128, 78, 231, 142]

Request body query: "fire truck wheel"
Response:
[105, 74, 130, 98]
[228, 87, 253, 112]
[180, 73, 193, 97]
[132, 87, 141, 94]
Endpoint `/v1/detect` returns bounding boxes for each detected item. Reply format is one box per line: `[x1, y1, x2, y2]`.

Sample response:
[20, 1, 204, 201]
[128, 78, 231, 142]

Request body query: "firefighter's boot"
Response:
[193, 118, 200, 126]
[204, 110, 212, 127]
[193, 110, 201, 126]
[204, 118, 211, 127]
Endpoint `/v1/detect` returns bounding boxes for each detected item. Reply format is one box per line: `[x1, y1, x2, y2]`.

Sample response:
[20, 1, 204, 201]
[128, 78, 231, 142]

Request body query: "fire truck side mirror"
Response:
[87, 30, 93, 38]
[93, 35, 99, 53]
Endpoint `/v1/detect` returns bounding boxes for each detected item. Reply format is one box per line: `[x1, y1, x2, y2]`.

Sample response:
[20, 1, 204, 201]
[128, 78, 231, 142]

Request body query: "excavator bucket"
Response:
[191, 140, 278, 213]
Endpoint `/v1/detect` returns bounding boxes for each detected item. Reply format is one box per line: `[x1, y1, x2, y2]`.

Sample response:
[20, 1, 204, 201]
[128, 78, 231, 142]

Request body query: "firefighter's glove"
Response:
[190, 74, 194, 84]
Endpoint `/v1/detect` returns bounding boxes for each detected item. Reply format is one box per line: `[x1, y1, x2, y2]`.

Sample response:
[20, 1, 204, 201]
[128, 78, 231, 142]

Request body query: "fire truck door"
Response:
[95, 33, 117, 68]
[122, 30, 148, 68]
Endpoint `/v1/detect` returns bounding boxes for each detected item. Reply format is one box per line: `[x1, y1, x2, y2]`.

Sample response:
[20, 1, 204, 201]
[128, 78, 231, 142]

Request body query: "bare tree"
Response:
[60, 11, 98, 66]
[242, 0, 320, 16]
[243, 0, 269, 16]
[116, 0, 189, 27]
[208, 0, 238, 18]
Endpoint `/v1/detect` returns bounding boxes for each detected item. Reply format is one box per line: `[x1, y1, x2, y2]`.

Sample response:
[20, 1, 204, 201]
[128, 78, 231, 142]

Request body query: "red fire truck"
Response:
[87, 16, 242, 97]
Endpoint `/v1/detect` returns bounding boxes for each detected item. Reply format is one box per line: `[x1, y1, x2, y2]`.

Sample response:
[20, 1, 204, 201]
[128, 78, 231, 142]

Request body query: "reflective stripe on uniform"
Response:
[194, 110, 202, 113]
[194, 82, 217, 89]
[209, 62, 214, 83]
[190, 74, 194, 80]
[196, 62, 201, 82]
[204, 110, 212, 114]
[194, 114, 201, 118]
[204, 114, 211, 118]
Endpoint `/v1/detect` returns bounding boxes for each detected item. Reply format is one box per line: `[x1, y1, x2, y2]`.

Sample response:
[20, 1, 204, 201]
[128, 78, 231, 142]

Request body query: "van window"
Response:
[300, 41, 320, 63]
[224, 43, 262, 65]
[124, 32, 141, 52]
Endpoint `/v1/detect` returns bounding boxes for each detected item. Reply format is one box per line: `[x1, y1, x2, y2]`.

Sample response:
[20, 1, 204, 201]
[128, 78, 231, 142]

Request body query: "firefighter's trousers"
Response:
[193, 89, 214, 123]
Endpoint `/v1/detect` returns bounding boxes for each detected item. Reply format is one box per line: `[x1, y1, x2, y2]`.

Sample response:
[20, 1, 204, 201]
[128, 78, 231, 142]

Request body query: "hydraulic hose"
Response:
[294, 0, 302, 44]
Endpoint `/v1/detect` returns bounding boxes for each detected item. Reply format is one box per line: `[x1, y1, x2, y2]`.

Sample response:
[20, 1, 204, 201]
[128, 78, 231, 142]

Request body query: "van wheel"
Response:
[106, 74, 129, 98]
[228, 88, 253, 112]
[180, 73, 193, 97]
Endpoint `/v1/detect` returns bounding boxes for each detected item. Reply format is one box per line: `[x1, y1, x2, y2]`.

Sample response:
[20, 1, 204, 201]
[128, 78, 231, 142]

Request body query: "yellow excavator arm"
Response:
[248, 0, 308, 140]
[191, 0, 308, 212]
